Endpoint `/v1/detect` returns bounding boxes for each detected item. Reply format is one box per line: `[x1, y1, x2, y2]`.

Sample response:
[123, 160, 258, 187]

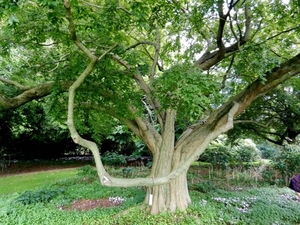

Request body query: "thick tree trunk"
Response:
[143, 109, 192, 214]
[146, 150, 191, 214]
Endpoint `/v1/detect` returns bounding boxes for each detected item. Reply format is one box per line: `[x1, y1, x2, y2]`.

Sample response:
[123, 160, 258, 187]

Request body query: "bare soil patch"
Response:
[62, 198, 122, 211]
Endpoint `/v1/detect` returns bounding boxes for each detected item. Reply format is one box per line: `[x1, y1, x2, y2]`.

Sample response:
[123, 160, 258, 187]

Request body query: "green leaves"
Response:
[16, 188, 65, 205]
[0, 0, 19, 26]
[8, 14, 18, 25]
[154, 63, 219, 124]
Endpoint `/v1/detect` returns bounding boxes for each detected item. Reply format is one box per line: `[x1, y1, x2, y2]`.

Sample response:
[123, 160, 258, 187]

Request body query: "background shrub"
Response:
[257, 143, 279, 159]
[233, 139, 261, 163]
[101, 152, 126, 166]
[199, 144, 234, 168]
[272, 144, 300, 180]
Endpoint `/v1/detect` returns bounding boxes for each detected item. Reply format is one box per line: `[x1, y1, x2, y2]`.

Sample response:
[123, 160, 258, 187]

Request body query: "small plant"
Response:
[15, 188, 65, 205]
[261, 166, 277, 184]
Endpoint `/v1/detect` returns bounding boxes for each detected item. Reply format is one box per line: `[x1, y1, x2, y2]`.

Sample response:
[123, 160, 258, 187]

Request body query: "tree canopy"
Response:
[0, 0, 300, 214]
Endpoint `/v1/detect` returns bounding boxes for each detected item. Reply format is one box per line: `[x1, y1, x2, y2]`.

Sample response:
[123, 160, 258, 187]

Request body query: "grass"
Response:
[0, 168, 78, 194]
[0, 164, 300, 224]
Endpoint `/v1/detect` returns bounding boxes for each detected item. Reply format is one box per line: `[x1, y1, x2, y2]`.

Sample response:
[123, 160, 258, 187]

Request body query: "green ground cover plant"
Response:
[0, 165, 300, 224]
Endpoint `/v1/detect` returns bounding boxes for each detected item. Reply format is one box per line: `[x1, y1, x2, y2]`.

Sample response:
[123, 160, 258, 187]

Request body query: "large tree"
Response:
[1, 0, 300, 214]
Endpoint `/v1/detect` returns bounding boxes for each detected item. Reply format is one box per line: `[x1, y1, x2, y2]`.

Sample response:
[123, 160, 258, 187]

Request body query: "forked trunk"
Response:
[142, 109, 191, 214]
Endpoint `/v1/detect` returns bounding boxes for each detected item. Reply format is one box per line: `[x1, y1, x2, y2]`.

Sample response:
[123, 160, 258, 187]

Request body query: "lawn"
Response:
[0, 168, 78, 194]
[0, 165, 300, 225]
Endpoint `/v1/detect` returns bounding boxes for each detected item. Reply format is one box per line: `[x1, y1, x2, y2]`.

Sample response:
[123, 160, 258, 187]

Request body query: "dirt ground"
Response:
[62, 198, 123, 211]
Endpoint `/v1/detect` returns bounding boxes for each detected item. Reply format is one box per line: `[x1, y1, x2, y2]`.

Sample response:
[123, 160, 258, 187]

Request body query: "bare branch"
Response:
[256, 25, 300, 46]
[221, 54, 235, 89]
[149, 26, 160, 84]
[229, 12, 239, 49]
[125, 41, 156, 51]
[195, 3, 251, 70]
[234, 119, 269, 128]
[243, 4, 251, 41]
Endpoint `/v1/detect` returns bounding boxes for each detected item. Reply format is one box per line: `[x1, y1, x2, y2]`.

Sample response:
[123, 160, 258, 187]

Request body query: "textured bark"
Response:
[147, 148, 191, 214]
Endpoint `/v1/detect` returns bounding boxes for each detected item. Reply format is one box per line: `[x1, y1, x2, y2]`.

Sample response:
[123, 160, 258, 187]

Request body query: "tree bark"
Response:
[147, 150, 191, 214]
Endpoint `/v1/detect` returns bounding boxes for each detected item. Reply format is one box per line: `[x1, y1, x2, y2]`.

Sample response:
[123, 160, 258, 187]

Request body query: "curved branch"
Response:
[195, 3, 251, 70]
[213, 53, 300, 122]
[234, 119, 269, 128]
[258, 25, 300, 46]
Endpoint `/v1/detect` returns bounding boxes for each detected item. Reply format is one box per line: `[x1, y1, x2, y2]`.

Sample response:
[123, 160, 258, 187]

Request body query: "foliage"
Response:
[76, 165, 97, 181]
[15, 188, 65, 205]
[194, 180, 216, 193]
[257, 143, 279, 159]
[153, 63, 219, 125]
[130, 139, 148, 159]
[101, 125, 137, 156]
[101, 152, 126, 166]
[199, 137, 261, 167]
[233, 139, 262, 163]
[272, 144, 300, 178]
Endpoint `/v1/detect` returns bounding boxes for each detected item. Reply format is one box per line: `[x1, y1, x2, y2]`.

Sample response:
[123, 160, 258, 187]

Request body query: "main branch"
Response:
[195, 4, 251, 70]
[0, 81, 72, 109]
